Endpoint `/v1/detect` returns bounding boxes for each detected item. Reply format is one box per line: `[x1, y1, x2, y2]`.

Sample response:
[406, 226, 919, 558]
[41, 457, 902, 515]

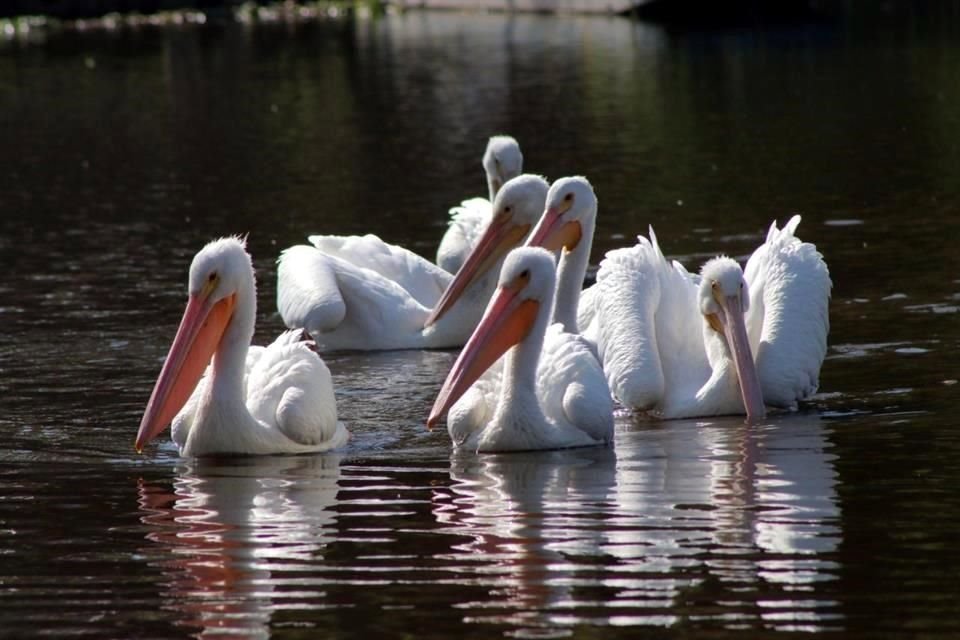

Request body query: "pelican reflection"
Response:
[137, 454, 342, 638]
[437, 413, 841, 630]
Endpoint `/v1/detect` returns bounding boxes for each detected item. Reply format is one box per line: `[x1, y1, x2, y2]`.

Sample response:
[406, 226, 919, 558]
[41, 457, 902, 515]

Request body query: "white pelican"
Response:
[136, 237, 348, 456]
[277, 174, 549, 351]
[441, 177, 613, 449]
[582, 216, 831, 419]
[436, 135, 523, 274]
[428, 247, 613, 452]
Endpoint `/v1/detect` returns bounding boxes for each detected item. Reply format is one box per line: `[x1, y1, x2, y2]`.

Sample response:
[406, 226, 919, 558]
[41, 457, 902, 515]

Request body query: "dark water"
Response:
[2, 7, 960, 638]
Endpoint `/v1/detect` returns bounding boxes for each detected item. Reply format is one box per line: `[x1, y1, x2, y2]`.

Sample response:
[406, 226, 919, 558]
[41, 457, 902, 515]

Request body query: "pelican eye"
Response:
[208, 272, 217, 283]
[519, 269, 530, 280]
[504, 205, 512, 215]
[711, 280, 719, 290]
[564, 193, 574, 202]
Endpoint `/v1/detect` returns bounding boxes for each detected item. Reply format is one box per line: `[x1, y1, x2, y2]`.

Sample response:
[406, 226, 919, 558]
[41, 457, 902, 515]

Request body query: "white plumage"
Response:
[580, 215, 831, 419]
[136, 237, 348, 457]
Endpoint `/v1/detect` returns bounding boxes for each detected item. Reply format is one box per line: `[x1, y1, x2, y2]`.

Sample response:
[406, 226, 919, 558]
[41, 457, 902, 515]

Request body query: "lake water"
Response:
[2, 5, 960, 638]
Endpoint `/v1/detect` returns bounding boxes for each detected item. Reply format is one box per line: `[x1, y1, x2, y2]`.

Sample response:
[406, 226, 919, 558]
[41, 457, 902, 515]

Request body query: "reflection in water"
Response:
[137, 455, 342, 638]
[436, 415, 842, 632]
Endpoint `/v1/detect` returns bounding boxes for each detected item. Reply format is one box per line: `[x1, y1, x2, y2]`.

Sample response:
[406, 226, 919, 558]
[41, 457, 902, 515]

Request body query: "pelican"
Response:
[136, 237, 348, 456]
[436, 135, 523, 274]
[582, 216, 831, 419]
[441, 177, 613, 449]
[277, 174, 549, 351]
[428, 247, 613, 452]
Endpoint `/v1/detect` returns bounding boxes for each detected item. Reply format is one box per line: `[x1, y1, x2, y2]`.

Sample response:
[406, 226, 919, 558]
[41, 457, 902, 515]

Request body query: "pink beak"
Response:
[427, 284, 538, 429]
[135, 292, 235, 452]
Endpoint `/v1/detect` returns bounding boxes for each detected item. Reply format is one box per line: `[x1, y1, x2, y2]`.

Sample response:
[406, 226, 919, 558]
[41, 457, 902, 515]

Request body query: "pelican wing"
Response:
[744, 216, 832, 408]
[436, 197, 492, 274]
[590, 231, 710, 413]
[309, 233, 451, 308]
[277, 245, 347, 334]
[590, 238, 668, 409]
[246, 331, 348, 449]
[538, 325, 613, 444]
[277, 246, 433, 351]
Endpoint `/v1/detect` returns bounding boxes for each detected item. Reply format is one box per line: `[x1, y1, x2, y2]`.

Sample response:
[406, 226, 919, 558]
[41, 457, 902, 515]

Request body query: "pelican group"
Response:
[429, 247, 612, 452]
[276, 174, 549, 351]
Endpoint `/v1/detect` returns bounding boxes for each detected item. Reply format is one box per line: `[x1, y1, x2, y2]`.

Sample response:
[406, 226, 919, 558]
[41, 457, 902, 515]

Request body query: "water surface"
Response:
[1, 8, 959, 638]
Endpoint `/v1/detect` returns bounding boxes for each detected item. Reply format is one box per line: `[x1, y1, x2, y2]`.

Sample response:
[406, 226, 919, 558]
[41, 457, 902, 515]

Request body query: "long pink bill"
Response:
[427, 286, 539, 430]
[424, 216, 531, 328]
[720, 294, 766, 422]
[525, 205, 582, 252]
[135, 293, 235, 452]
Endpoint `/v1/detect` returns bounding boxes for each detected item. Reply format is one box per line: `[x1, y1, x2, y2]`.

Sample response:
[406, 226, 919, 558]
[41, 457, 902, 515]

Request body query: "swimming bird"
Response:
[277, 174, 549, 351]
[442, 177, 613, 448]
[135, 237, 348, 456]
[429, 247, 613, 452]
[436, 135, 523, 274]
[581, 216, 830, 419]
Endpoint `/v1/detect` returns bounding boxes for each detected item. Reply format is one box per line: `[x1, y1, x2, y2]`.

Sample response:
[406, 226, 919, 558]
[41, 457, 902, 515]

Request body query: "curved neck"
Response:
[552, 213, 595, 334]
[211, 276, 257, 401]
[486, 175, 498, 203]
[498, 321, 546, 417]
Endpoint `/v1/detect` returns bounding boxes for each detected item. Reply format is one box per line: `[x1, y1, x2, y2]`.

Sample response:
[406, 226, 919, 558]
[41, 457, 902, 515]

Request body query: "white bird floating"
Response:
[276, 174, 549, 351]
[428, 247, 613, 453]
[436, 135, 524, 274]
[580, 215, 831, 420]
[440, 177, 613, 451]
[135, 237, 348, 457]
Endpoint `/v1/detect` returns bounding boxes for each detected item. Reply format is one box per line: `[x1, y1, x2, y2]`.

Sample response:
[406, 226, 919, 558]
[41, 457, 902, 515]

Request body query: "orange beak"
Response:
[135, 291, 236, 452]
[525, 205, 582, 253]
[716, 294, 765, 421]
[424, 214, 531, 328]
[427, 283, 538, 430]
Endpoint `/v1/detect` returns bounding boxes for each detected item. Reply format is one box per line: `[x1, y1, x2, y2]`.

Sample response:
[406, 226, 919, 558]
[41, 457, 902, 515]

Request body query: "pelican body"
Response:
[429, 247, 613, 453]
[136, 237, 348, 456]
[277, 174, 549, 351]
[580, 216, 830, 419]
[436, 135, 524, 274]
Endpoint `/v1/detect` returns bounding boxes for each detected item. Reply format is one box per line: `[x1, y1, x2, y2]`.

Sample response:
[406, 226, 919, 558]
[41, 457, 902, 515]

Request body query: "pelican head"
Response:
[425, 174, 549, 328]
[482, 135, 523, 200]
[699, 257, 765, 421]
[428, 247, 556, 429]
[526, 176, 596, 254]
[135, 237, 254, 452]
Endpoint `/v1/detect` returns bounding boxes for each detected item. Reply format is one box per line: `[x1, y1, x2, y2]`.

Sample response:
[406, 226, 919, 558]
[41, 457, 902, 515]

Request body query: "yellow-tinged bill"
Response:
[526, 205, 582, 253]
[427, 283, 538, 429]
[135, 291, 236, 452]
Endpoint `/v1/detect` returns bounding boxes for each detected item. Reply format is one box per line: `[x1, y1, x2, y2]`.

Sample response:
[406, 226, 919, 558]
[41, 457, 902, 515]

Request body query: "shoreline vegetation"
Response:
[0, 2, 381, 46]
[0, 0, 833, 42]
